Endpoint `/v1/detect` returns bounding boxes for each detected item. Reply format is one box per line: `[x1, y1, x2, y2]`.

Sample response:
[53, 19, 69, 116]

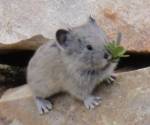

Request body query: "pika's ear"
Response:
[56, 29, 69, 46]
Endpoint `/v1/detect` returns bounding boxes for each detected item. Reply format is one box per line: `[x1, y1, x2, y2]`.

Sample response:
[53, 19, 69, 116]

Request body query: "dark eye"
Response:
[104, 53, 109, 59]
[86, 44, 93, 51]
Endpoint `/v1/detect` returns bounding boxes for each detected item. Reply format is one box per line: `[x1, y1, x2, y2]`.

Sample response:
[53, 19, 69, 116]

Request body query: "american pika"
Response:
[27, 17, 119, 114]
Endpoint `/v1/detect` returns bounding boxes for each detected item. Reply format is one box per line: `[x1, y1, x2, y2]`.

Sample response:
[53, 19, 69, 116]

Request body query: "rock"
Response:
[0, 67, 150, 125]
[0, 35, 49, 51]
[0, 0, 150, 52]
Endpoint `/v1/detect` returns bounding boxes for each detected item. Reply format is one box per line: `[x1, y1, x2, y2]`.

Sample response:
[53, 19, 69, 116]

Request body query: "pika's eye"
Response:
[78, 39, 82, 42]
[104, 53, 109, 59]
[86, 44, 93, 51]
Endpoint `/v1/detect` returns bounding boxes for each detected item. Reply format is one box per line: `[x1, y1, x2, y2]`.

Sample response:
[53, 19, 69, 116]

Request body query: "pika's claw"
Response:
[35, 97, 52, 115]
[105, 74, 117, 85]
[111, 74, 117, 80]
[84, 96, 102, 110]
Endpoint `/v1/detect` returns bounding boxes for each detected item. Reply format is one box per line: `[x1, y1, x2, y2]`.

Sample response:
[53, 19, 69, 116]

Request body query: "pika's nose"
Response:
[86, 44, 93, 51]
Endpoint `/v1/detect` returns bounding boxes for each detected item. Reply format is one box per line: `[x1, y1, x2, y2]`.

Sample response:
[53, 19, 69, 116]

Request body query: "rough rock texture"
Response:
[0, 0, 150, 52]
[0, 35, 49, 51]
[0, 67, 150, 125]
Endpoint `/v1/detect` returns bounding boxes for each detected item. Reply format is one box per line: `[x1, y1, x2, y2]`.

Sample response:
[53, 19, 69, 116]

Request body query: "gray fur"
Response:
[27, 17, 118, 113]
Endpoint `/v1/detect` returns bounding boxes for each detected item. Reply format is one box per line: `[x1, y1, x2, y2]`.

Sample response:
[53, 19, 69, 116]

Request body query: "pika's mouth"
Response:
[80, 68, 100, 76]
[90, 58, 108, 70]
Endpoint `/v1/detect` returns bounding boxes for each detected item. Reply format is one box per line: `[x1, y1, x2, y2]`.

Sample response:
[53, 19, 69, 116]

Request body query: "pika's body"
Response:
[27, 17, 118, 114]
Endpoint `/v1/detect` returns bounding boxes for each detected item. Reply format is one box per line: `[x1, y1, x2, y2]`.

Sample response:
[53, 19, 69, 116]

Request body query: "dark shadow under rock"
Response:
[0, 64, 26, 88]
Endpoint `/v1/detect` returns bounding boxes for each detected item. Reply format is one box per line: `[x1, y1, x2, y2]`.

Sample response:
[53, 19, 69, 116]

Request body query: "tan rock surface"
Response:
[0, 67, 150, 125]
[0, 35, 49, 52]
[0, 0, 150, 52]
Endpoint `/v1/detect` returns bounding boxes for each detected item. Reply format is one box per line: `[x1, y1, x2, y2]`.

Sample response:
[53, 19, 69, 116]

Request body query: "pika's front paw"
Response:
[84, 96, 102, 110]
[105, 74, 117, 85]
[35, 97, 52, 115]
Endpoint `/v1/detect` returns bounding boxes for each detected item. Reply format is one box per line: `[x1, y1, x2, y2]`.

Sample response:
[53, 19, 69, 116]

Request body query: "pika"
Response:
[27, 17, 119, 114]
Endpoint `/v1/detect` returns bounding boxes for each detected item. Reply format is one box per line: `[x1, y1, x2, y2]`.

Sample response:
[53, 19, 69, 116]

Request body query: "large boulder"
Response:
[0, 35, 49, 51]
[0, 0, 150, 52]
[0, 67, 150, 125]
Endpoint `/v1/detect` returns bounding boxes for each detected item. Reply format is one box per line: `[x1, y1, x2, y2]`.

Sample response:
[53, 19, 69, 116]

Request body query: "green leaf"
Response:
[105, 40, 130, 60]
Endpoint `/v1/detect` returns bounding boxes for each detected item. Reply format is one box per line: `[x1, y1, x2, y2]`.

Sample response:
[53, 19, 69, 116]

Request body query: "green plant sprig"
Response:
[105, 32, 129, 60]
[105, 40, 129, 60]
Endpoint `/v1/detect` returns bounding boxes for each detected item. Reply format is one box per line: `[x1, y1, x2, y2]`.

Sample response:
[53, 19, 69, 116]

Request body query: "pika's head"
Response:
[55, 17, 111, 70]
